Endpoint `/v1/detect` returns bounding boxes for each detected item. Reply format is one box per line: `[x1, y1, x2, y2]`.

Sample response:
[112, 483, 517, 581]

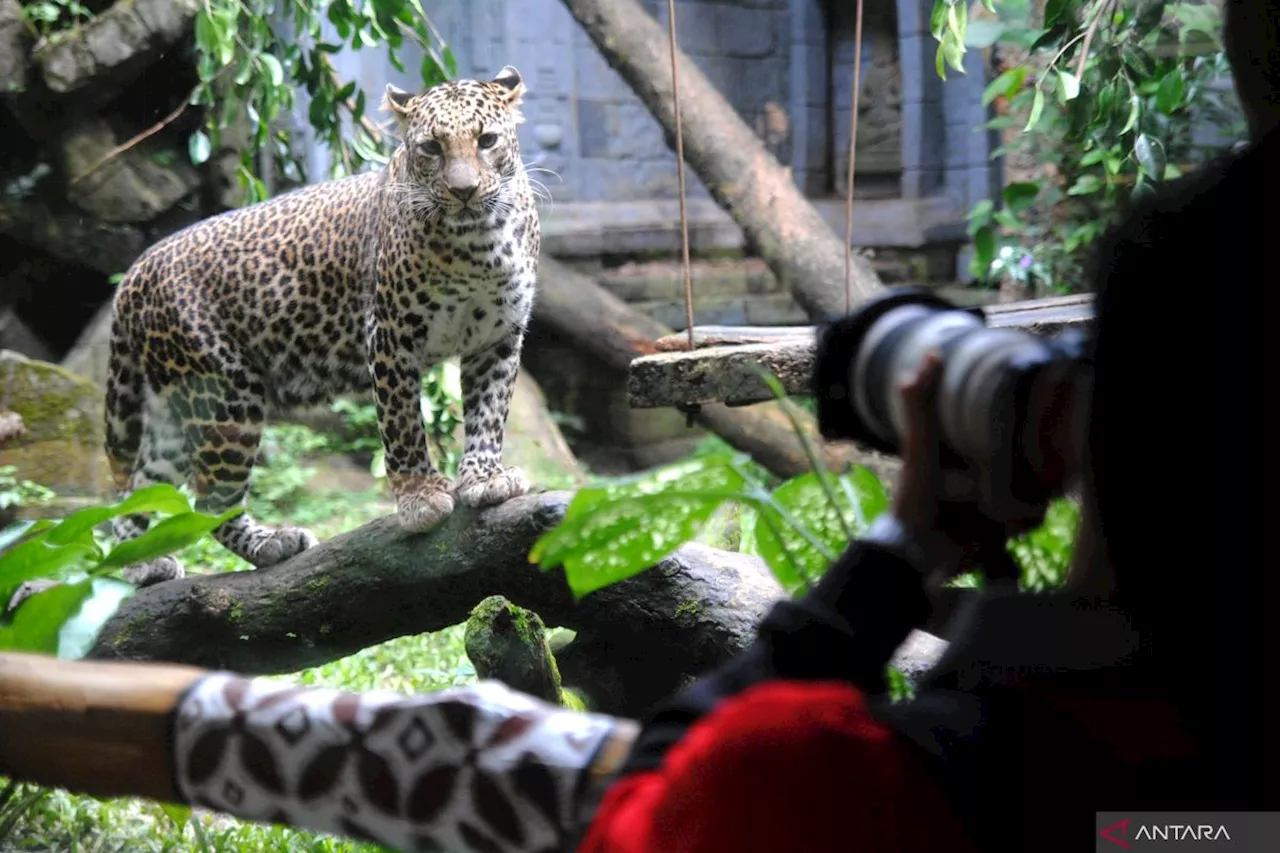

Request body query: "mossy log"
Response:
[86, 491, 949, 717]
[464, 594, 564, 705]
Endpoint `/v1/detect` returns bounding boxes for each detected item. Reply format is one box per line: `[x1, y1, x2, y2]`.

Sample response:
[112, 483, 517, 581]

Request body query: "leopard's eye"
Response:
[477, 133, 498, 150]
[417, 139, 443, 156]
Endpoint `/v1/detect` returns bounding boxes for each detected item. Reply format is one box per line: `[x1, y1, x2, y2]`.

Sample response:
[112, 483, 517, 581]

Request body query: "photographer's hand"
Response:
[871, 351, 1029, 585]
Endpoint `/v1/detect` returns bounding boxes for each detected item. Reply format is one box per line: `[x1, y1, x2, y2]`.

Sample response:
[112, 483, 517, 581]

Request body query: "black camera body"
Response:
[814, 286, 1092, 525]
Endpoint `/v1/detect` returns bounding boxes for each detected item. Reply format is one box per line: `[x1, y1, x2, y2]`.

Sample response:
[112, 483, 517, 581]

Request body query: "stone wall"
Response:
[304, 0, 994, 213]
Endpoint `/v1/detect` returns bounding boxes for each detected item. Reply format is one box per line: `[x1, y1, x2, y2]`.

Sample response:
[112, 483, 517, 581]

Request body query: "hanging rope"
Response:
[843, 0, 866, 315]
[665, 0, 866, 349]
[666, 0, 697, 354]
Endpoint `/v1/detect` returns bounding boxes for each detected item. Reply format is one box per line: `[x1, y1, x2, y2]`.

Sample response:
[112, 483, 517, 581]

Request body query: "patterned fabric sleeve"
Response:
[171, 673, 638, 853]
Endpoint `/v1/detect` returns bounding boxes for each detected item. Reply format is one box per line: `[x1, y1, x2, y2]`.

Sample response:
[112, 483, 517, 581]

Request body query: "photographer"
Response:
[580, 3, 1278, 849]
[2, 2, 1276, 850]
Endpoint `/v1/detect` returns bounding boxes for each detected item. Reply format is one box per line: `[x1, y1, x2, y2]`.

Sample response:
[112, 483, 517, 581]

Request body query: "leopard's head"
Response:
[383, 66, 527, 219]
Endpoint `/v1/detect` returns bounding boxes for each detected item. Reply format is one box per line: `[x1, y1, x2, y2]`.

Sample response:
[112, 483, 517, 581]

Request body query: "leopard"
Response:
[103, 66, 539, 587]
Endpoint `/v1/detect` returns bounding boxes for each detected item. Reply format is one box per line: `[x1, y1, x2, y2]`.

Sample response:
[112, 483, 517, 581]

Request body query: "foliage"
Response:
[1009, 496, 1081, 592]
[17, 0, 92, 39]
[0, 465, 54, 512]
[934, 0, 1247, 291]
[190, 0, 456, 203]
[0, 485, 240, 656]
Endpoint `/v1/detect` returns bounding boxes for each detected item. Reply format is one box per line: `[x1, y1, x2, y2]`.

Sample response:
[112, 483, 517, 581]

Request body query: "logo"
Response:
[1099, 818, 1131, 849]
[1099, 816, 1233, 848]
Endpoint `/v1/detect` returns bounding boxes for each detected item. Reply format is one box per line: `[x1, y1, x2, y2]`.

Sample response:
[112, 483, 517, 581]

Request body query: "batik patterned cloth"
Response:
[171, 673, 636, 853]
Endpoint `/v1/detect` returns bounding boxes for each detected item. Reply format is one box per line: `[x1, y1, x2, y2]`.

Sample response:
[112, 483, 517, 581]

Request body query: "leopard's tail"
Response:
[104, 303, 145, 493]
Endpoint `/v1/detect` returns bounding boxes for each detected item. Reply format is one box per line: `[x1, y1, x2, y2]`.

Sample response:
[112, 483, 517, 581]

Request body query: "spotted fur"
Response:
[105, 66, 539, 585]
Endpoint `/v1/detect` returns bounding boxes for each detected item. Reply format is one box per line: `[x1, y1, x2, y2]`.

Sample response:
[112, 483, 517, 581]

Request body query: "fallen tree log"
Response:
[559, 0, 883, 320]
[85, 490, 949, 717]
[631, 294, 1097, 409]
[534, 253, 901, 482]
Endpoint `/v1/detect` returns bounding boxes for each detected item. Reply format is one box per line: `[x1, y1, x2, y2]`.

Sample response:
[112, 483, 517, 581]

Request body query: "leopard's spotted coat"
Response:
[105, 67, 539, 584]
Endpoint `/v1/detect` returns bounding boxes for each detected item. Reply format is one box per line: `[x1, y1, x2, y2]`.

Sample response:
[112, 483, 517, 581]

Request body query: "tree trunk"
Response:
[558, 0, 884, 320]
[535, 253, 902, 484]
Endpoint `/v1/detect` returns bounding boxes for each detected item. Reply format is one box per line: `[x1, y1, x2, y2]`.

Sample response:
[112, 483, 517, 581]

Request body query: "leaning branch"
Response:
[559, 0, 884, 320]
[86, 491, 947, 717]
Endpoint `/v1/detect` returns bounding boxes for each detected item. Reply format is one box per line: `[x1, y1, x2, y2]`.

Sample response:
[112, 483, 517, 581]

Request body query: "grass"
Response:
[0, 419, 477, 853]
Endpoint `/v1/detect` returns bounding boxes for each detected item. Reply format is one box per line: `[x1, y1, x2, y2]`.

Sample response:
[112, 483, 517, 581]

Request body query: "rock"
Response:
[34, 0, 201, 105]
[61, 299, 115, 391]
[0, 309, 59, 363]
[503, 370, 588, 489]
[0, 0, 29, 94]
[0, 411, 24, 446]
[0, 350, 110, 501]
[63, 117, 200, 224]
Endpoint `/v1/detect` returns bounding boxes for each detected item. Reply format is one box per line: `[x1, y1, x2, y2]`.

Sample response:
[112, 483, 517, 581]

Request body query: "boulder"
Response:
[0, 0, 29, 95]
[63, 117, 200, 224]
[0, 350, 110, 503]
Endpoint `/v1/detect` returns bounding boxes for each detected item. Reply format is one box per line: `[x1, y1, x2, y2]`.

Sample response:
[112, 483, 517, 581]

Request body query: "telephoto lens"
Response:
[814, 286, 1091, 523]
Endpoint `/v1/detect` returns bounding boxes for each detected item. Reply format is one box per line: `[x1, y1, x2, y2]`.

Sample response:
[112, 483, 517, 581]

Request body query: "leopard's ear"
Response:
[491, 65, 526, 112]
[382, 84, 415, 120]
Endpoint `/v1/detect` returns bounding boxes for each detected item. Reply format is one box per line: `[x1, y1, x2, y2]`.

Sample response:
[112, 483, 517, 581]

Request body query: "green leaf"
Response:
[752, 469, 888, 595]
[45, 484, 192, 547]
[442, 46, 458, 79]
[1002, 181, 1040, 212]
[1009, 498, 1080, 591]
[158, 803, 193, 831]
[1023, 86, 1045, 132]
[96, 508, 243, 572]
[0, 536, 100, 599]
[1121, 45, 1155, 78]
[982, 67, 1027, 107]
[973, 225, 997, 268]
[1121, 92, 1140, 135]
[929, 0, 948, 39]
[1056, 69, 1080, 103]
[0, 581, 94, 654]
[56, 577, 135, 659]
[529, 455, 748, 599]
[965, 198, 995, 229]
[1066, 174, 1102, 195]
[1155, 69, 1184, 114]
[188, 130, 212, 166]
[947, 0, 967, 44]
[943, 30, 967, 74]
[1043, 0, 1072, 28]
[259, 53, 285, 88]
[1134, 133, 1166, 180]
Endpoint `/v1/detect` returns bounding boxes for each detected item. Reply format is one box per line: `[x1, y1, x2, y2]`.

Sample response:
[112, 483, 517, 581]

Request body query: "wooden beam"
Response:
[630, 294, 1095, 409]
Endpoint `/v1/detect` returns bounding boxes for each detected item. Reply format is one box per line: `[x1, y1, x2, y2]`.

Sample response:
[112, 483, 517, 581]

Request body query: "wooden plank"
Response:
[631, 294, 1095, 409]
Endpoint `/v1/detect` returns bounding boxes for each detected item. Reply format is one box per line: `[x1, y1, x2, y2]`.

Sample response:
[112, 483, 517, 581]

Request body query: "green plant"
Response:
[0, 484, 240, 656]
[18, 0, 92, 38]
[190, 0, 454, 204]
[0, 466, 55, 512]
[938, 0, 1246, 291]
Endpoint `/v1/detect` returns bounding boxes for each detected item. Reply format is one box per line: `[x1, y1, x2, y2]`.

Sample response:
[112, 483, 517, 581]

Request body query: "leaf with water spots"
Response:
[530, 454, 748, 600]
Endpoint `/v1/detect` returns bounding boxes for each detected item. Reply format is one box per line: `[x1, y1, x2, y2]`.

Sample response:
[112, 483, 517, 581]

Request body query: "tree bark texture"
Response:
[86, 491, 787, 716]
[86, 491, 949, 716]
[558, 0, 884, 320]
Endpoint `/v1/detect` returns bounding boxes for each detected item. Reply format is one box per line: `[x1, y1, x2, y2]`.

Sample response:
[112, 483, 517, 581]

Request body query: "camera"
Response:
[814, 286, 1092, 525]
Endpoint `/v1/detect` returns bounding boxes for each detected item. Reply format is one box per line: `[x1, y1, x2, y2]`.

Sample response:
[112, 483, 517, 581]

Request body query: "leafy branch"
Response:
[934, 0, 1246, 291]
[0, 485, 242, 657]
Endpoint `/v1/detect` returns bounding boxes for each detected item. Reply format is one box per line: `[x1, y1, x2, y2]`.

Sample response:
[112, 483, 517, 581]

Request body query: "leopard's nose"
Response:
[451, 184, 478, 203]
